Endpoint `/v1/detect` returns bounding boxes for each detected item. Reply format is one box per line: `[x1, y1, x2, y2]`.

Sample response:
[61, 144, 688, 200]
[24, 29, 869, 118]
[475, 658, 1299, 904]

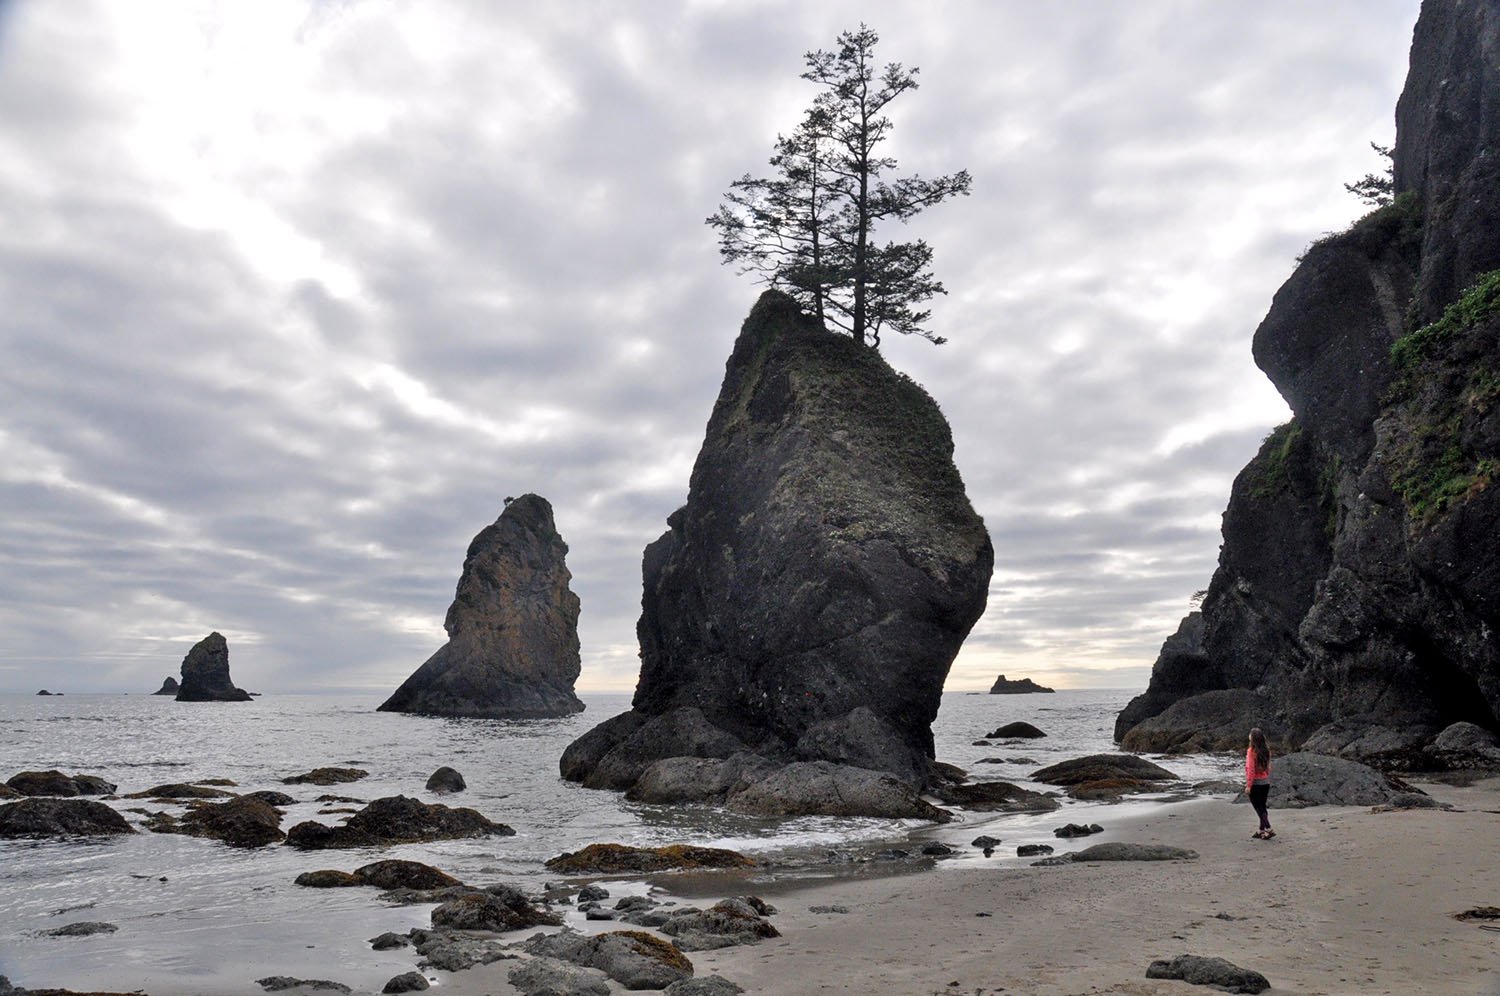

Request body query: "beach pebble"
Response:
[1145, 954, 1269, 993]
[809, 905, 850, 914]
[381, 972, 429, 993]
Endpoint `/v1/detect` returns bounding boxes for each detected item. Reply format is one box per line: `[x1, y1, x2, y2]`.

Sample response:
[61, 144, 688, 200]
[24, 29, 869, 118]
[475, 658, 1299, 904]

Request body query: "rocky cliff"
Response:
[1117, 0, 1500, 768]
[378, 494, 585, 719]
[175, 632, 252, 702]
[560, 291, 993, 816]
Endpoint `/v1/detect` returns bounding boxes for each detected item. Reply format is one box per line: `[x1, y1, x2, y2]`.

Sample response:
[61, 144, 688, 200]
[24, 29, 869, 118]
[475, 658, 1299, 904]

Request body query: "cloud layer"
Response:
[0, 0, 1420, 693]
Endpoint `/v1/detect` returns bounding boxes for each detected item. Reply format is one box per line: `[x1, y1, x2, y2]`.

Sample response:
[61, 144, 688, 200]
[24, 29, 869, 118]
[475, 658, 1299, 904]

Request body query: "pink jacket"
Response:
[1245, 746, 1270, 789]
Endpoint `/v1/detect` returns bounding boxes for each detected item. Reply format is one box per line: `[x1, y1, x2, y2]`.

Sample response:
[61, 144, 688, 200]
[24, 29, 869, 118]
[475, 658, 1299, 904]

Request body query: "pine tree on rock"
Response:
[707, 25, 970, 348]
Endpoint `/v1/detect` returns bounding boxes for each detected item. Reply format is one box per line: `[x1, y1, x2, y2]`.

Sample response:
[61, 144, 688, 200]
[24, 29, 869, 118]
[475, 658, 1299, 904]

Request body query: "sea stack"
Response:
[175, 632, 252, 702]
[378, 494, 585, 719]
[153, 676, 180, 696]
[989, 674, 1054, 694]
[1116, 1, 1500, 768]
[560, 291, 993, 816]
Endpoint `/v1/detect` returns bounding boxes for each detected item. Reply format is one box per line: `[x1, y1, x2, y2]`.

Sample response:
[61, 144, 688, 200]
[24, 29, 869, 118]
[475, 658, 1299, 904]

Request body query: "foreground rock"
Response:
[931, 780, 1058, 813]
[560, 292, 992, 816]
[425, 766, 466, 793]
[989, 675, 1054, 694]
[1032, 754, 1180, 799]
[153, 676, 180, 695]
[544, 843, 754, 875]
[524, 930, 695, 990]
[408, 928, 510, 972]
[724, 761, 953, 821]
[658, 899, 780, 951]
[1247, 753, 1418, 808]
[286, 795, 513, 849]
[0, 798, 133, 838]
[256, 977, 350, 993]
[147, 796, 285, 847]
[379, 494, 586, 719]
[1117, 2, 1500, 767]
[1070, 843, 1199, 862]
[986, 722, 1046, 739]
[282, 767, 367, 786]
[45, 921, 118, 937]
[174, 631, 252, 702]
[507, 958, 610, 996]
[5, 771, 116, 797]
[430, 886, 561, 931]
[1146, 954, 1270, 994]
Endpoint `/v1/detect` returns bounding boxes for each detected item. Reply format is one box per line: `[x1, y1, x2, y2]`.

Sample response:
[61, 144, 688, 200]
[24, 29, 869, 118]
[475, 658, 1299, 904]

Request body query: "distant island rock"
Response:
[560, 291, 993, 818]
[153, 676, 180, 696]
[1117, 1, 1500, 769]
[989, 674, 1054, 694]
[175, 632, 252, 702]
[378, 493, 585, 719]
[35, 690, 55, 696]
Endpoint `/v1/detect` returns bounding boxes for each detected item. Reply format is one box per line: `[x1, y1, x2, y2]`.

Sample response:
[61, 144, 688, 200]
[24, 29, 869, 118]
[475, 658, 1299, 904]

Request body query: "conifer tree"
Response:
[708, 25, 970, 348]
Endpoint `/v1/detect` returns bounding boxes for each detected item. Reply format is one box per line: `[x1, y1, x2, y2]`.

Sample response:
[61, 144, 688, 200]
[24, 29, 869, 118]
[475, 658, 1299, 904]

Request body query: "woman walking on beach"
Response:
[1246, 728, 1274, 839]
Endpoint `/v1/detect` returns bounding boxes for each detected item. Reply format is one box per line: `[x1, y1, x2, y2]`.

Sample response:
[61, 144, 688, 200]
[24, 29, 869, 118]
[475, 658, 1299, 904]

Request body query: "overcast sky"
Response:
[0, 0, 1422, 695]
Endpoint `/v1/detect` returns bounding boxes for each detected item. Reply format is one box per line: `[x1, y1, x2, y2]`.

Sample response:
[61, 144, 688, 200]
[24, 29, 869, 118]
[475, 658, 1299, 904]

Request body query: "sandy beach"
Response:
[440, 775, 1500, 996]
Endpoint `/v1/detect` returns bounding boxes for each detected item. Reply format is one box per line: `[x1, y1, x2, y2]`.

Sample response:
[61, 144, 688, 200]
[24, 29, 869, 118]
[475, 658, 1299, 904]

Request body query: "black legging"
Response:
[1249, 783, 1271, 831]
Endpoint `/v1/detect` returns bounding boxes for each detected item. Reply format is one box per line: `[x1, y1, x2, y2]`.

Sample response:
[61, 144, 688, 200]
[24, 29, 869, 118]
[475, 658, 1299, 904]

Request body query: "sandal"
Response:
[1263, 829, 1276, 839]
[1252, 830, 1268, 839]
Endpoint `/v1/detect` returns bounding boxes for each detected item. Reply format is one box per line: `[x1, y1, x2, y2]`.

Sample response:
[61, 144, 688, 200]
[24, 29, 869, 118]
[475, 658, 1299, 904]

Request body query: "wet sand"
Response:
[441, 774, 1500, 996]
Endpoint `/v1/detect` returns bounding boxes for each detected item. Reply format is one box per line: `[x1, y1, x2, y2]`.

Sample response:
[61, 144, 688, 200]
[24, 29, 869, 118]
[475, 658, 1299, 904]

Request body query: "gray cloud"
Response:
[0, 0, 1420, 694]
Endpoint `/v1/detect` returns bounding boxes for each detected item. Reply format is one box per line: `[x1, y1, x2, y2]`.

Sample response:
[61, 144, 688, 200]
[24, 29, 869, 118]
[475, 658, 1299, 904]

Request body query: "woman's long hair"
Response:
[1249, 727, 1270, 771]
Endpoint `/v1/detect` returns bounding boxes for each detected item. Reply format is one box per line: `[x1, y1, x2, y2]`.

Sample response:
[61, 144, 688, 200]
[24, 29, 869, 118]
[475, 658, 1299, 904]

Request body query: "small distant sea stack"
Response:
[989, 674, 1054, 694]
[378, 494, 585, 719]
[175, 632, 252, 702]
[153, 676, 180, 696]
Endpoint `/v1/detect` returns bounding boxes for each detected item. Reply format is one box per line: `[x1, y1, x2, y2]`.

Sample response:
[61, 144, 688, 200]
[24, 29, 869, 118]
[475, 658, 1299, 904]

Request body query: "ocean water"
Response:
[0, 690, 1237, 993]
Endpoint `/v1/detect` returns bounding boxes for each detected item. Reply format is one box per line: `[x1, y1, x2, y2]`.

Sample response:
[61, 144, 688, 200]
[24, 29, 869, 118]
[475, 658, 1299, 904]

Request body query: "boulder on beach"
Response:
[560, 292, 992, 816]
[125, 783, 235, 800]
[989, 674, 1054, 694]
[507, 958, 611, 996]
[285, 795, 514, 849]
[1244, 752, 1418, 808]
[353, 859, 463, 891]
[524, 930, 695, 991]
[153, 676, 180, 696]
[1146, 954, 1269, 994]
[1070, 843, 1199, 862]
[725, 761, 954, 821]
[1032, 754, 1178, 786]
[175, 632, 252, 702]
[381, 972, 429, 994]
[544, 843, 754, 875]
[6, 770, 116, 797]
[0, 797, 134, 838]
[1116, 1, 1500, 769]
[659, 899, 780, 951]
[430, 886, 561, 931]
[379, 494, 585, 720]
[45, 921, 119, 937]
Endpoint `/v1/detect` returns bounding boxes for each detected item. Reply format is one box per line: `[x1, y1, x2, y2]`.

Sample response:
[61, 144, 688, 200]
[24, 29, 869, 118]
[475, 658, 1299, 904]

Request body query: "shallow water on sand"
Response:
[0, 689, 1236, 992]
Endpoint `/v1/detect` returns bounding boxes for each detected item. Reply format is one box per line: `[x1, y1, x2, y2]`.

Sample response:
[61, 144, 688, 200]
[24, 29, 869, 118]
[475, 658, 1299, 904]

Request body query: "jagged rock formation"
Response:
[153, 676, 179, 696]
[1118, 1, 1500, 768]
[560, 291, 993, 816]
[989, 674, 1054, 694]
[378, 494, 584, 719]
[175, 632, 251, 702]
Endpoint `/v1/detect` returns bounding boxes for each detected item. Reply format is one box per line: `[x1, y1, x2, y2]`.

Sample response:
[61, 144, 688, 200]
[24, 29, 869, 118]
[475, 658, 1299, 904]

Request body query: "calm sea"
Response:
[0, 689, 1236, 993]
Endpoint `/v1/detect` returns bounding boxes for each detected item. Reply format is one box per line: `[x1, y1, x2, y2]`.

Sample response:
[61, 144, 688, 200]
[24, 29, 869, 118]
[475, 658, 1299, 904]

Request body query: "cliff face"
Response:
[560, 291, 992, 812]
[378, 494, 584, 719]
[175, 632, 252, 702]
[1117, 0, 1500, 767]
